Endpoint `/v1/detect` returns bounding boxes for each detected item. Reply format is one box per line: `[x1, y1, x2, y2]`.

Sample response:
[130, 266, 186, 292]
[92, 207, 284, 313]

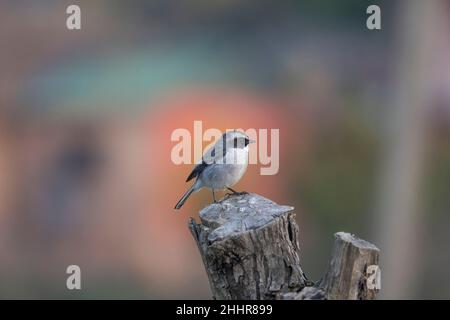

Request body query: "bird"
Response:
[174, 130, 254, 209]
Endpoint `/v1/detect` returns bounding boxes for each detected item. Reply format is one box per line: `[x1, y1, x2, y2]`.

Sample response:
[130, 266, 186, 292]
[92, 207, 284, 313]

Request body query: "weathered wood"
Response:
[319, 232, 380, 300]
[189, 193, 308, 300]
[189, 193, 380, 300]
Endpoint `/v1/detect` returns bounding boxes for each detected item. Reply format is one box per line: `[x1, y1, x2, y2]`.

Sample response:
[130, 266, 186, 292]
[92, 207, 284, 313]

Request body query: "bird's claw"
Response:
[224, 191, 248, 197]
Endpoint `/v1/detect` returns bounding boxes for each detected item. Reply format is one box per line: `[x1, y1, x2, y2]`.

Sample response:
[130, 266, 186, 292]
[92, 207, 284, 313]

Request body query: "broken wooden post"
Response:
[188, 193, 380, 300]
[319, 232, 380, 300]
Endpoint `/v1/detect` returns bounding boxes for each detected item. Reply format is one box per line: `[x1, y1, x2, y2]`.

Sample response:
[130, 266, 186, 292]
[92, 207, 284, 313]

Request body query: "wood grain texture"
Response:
[189, 193, 380, 300]
[319, 232, 380, 300]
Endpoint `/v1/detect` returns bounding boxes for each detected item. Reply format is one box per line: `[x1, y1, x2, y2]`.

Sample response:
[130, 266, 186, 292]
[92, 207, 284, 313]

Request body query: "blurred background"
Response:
[1, 0, 450, 299]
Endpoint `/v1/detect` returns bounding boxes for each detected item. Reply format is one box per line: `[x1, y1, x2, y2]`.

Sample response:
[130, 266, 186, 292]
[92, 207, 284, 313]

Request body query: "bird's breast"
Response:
[200, 148, 249, 189]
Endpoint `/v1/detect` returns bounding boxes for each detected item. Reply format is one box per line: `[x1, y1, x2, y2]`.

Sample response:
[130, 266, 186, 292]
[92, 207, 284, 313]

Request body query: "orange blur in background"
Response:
[1, 1, 450, 299]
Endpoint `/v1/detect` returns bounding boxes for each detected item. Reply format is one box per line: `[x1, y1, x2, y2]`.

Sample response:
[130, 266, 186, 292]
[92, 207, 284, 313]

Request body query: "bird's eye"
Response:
[244, 138, 250, 146]
[233, 138, 238, 148]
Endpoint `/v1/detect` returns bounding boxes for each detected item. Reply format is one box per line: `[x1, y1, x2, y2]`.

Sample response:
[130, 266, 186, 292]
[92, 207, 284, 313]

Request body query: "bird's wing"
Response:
[186, 161, 207, 182]
[185, 140, 227, 182]
[203, 140, 227, 163]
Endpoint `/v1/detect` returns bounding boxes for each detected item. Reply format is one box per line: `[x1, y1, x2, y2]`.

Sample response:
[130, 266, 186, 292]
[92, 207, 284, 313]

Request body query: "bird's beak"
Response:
[249, 139, 256, 144]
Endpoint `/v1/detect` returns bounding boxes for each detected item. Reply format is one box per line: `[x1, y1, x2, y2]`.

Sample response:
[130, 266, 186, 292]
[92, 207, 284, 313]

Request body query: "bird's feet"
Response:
[226, 188, 249, 197]
[222, 193, 232, 201]
[225, 191, 248, 197]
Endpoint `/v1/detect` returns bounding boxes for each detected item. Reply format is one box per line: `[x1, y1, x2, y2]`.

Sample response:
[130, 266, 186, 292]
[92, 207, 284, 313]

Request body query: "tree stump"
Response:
[319, 232, 381, 300]
[188, 193, 380, 300]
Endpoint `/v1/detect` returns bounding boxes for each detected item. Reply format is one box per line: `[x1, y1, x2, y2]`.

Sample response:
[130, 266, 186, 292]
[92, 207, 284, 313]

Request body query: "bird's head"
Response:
[222, 130, 254, 149]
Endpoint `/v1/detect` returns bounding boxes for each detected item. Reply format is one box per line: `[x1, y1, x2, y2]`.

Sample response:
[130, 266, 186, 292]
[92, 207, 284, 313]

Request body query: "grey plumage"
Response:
[175, 130, 252, 210]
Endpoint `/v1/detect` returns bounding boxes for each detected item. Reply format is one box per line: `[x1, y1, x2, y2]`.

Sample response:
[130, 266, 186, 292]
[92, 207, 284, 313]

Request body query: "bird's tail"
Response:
[174, 183, 199, 210]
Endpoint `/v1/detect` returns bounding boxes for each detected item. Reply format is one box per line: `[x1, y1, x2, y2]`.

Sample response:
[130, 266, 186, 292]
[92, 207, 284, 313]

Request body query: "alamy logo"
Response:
[66, 265, 81, 290]
[366, 5, 381, 30]
[66, 5, 81, 30]
[366, 265, 381, 290]
[171, 121, 280, 175]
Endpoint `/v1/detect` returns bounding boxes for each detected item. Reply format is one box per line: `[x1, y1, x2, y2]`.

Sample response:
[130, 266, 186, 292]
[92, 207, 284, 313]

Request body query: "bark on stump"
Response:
[188, 193, 380, 300]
